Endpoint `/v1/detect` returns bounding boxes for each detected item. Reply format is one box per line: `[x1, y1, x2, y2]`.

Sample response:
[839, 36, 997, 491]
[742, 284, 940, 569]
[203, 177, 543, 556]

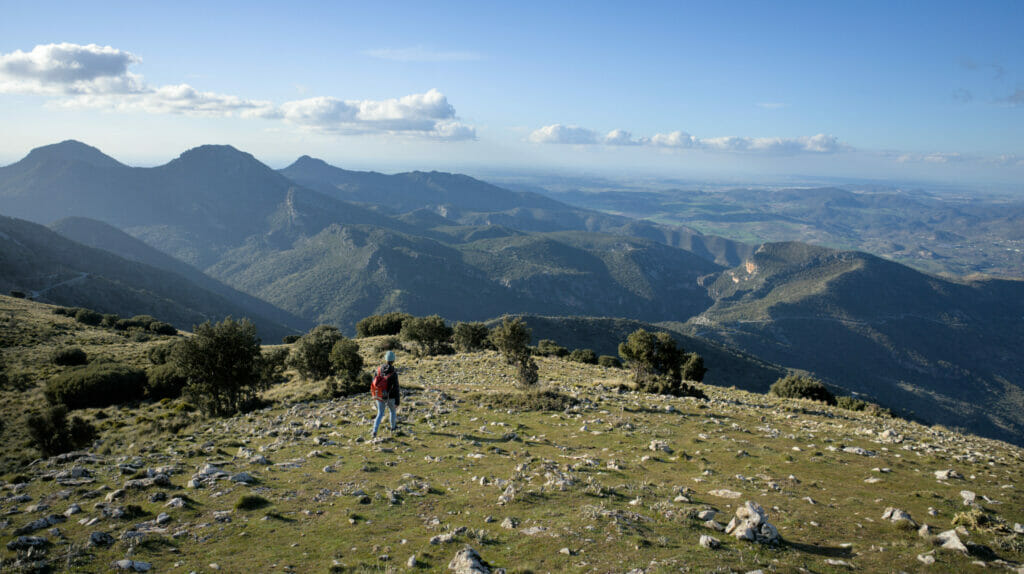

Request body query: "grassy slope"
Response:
[2, 298, 1023, 573]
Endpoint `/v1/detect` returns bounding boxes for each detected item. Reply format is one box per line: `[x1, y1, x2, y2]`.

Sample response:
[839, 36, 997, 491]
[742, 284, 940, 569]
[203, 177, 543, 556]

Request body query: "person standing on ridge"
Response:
[370, 350, 400, 439]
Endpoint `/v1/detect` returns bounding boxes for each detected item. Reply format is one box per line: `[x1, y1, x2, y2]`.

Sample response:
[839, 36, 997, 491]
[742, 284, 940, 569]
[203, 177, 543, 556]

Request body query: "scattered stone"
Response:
[697, 510, 717, 521]
[708, 489, 742, 499]
[13, 514, 65, 535]
[842, 446, 874, 456]
[917, 552, 936, 565]
[824, 559, 853, 568]
[699, 534, 721, 549]
[919, 524, 936, 538]
[89, 531, 115, 547]
[105, 488, 127, 502]
[648, 440, 673, 454]
[408, 554, 417, 568]
[960, 490, 977, 505]
[448, 546, 492, 574]
[724, 501, 779, 544]
[113, 559, 152, 571]
[230, 472, 256, 484]
[934, 469, 964, 480]
[935, 529, 968, 553]
[165, 497, 186, 508]
[124, 474, 171, 490]
[149, 492, 167, 503]
[500, 517, 518, 530]
[6, 536, 49, 550]
[881, 507, 917, 527]
[520, 526, 547, 536]
[558, 547, 574, 555]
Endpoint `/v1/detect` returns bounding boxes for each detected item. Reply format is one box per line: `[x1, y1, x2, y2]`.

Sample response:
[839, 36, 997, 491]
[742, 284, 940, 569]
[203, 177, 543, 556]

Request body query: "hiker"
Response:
[371, 350, 400, 438]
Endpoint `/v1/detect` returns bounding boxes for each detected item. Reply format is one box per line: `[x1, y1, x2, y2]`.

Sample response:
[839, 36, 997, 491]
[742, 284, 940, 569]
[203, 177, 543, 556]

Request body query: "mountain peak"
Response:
[167, 144, 274, 173]
[21, 140, 124, 169]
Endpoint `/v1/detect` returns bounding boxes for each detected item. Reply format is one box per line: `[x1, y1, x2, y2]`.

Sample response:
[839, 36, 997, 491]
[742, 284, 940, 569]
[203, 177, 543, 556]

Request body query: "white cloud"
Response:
[364, 46, 483, 62]
[0, 43, 476, 140]
[896, 152, 964, 164]
[279, 89, 475, 140]
[530, 123, 843, 155]
[755, 102, 786, 110]
[528, 124, 599, 144]
[0, 43, 143, 94]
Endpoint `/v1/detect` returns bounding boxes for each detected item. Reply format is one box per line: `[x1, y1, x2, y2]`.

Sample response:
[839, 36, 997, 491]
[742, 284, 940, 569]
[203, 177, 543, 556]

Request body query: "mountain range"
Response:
[1, 140, 1021, 445]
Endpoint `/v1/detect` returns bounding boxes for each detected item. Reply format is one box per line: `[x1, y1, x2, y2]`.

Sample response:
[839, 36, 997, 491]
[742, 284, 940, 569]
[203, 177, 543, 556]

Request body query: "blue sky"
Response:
[1, 0, 1022, 188]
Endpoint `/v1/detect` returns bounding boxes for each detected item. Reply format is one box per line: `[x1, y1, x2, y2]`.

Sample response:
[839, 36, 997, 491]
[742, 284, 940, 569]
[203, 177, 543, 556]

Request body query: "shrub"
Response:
[770, 374, 836, 405]
[836, 395, 892, 416]
[260, 348, 289, 386]
[171, 317, 267, 416]
[52, 347, 88, 366]
[74, 308, 102, 326]
[400, 315, 453, 356]
[236, 494, 271, 511]
[146, 363, 188, 399]
[452, 322, 490, 352]
[0, 353, 7, 388]
[568, 348, 598, 364]
[288, 325, 345, 380]
[147, 342, 178, 365]
[25, 405, 96, 457]
[471, 389, 579, 411]
[52, 307, 74, 316]
[327, 337, 365, 397]
[45, 363, 147, 409]
[282, 335, 301, 344]
[618, 329, 705, 398]
[148, 321, 178, 336]
[598, 355, 623, 369]
[101, 314, 120, 328]
[372, 336, 404, 353]
[356, 312, 412, 337]
[9, 291, 25, 299]
[681, 353, 707, 382]
[536, 339, 569, 358]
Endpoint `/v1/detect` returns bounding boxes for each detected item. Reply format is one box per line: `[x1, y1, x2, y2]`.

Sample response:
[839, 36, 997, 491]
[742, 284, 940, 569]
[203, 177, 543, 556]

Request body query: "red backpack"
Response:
[370, 366, 390, 401]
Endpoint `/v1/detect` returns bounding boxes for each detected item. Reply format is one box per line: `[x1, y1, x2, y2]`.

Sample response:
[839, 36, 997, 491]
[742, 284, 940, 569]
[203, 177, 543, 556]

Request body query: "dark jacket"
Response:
[377, 363, 400, 405]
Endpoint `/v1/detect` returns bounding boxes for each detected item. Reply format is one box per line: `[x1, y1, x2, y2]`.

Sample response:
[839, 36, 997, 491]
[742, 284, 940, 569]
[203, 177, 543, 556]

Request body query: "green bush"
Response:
[171, 317, 268, 416]
[52, 307, 75, 317]
[101, 314, 120, 328]
[452, 322, 490, 352]
[618, 329, 705, 398]
[289, 325, 345, 380]
[147, 342, 178, 365]
[568, 348, 598, 364]
[146, 363, 188, 399]
[25, 405, 96, 457]
[327, 337, 365, 397]
[45, 363, 148, 409]
[372, 336, 404, 353]
[400, 315, 453, 356]
[282, 335, 301, 344]
[598, 355, 623, 369]
[52, 347, 88, 366]
[74, 308, 102, 326]
[770, 374, 836, 405]
[471, 389, 579, 411]
[148, 321, 177, 336]
[489, 317, 538, 387]
[836, 395, 892, 416]
[236, 494, 271, 511]
[9, 291, 26, 299]
[356, 312, 412, 337]
[536, 339, 569, 358]
[260, 348, 289, 386]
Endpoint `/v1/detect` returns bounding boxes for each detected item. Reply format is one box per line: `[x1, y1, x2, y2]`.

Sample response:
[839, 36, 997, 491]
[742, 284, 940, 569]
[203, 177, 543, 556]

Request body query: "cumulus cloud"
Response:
[364, 46, 482, 62]
[896, 152, 964, 164]
[0, 43, 476, 140]
[528, 124, 599, 144]
[279, 89, 474, 139]
[0, 43, 143, 94]
[531, 123, 842, 154]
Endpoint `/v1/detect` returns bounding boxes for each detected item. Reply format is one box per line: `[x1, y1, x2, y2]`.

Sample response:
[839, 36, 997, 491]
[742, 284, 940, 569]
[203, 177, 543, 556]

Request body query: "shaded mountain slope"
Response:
[686, 242, 1024, 444]
[0, 215, 299, 340]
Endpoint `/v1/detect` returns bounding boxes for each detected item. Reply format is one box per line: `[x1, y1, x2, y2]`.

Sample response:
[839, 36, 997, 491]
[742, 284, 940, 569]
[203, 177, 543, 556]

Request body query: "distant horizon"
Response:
[2, 1, 1022, 190]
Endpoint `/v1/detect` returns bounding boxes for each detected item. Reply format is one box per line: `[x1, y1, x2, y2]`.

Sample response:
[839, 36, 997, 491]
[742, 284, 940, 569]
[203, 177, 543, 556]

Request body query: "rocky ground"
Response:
[2, 348, 1024, 572]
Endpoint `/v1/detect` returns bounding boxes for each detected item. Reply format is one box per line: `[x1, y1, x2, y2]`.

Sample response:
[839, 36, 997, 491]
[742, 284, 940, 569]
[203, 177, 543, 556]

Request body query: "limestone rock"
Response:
[934, 469, 963, 480]
[724, 501, 779, 544]
[881, 507, 917, 527]
[6, 536, 49, 550]
[448, 546, 492, 574]
[935, 529, 968, 553]
[699, 534, 721, 549]
[89, 531, 115, 547]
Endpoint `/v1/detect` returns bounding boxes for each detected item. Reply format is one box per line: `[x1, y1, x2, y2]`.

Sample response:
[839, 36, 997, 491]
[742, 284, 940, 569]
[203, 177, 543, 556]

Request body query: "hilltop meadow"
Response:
[1, 295, 1023, 573]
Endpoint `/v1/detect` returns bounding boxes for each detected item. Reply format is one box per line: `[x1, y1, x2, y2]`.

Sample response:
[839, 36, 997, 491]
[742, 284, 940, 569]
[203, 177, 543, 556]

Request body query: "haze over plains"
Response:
[1, 0, 1022, 188]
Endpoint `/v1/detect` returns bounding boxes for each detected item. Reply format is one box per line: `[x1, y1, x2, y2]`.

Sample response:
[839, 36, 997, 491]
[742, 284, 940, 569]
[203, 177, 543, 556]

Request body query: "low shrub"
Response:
[45, 363, 148, 409]
[74, 308, 102, 326]
[327, 338, 364, 397]
[147, 363, 188, 399]
[236, 494, 271, 511]
[536, 339, 569, 358]
[681, 353, 707, 382]
[147, 342, 178, 365]
[25, 405, 97, 457]
[769, 374, 836, 405]
[598, 355, 623, 368]
[289, 325, 345, 380]
[148, 321, 178, 336]
[400, 315, 453, 356]
[568, 348, 598, 364]
[372, 336, 404, 353]
[356, 312, 413, 337]
[282, 335, 301, 344]
[9, 291, 25, 299]
[471, 388, 579, 411]
[260, 348, 289, 386]
[52, 347, 88, 366]
[101, 314, 120, 328]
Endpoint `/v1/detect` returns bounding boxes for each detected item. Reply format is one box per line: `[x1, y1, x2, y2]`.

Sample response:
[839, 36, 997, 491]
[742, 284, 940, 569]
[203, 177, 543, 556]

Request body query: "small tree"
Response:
[536, 339, 569, 357]
[618, 329, 704, 398]
[288, 325, 345, 380]
[770, 374, 836, 405]
[489, 317, 538, 387]
[401, 315, 453, 356]
[74, 308, 102, 326]
[171, 317, 266, 416]
[52, 347, 88, 366]
[452, 321, 490, 352]
[328, 337, 365, 396]
[598, 355, 623, 369]
[489, 317, 532, 365]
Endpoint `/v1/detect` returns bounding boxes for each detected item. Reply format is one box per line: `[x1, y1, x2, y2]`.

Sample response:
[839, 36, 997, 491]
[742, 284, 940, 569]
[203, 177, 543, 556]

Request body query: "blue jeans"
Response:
[372, 399, 397, 436]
